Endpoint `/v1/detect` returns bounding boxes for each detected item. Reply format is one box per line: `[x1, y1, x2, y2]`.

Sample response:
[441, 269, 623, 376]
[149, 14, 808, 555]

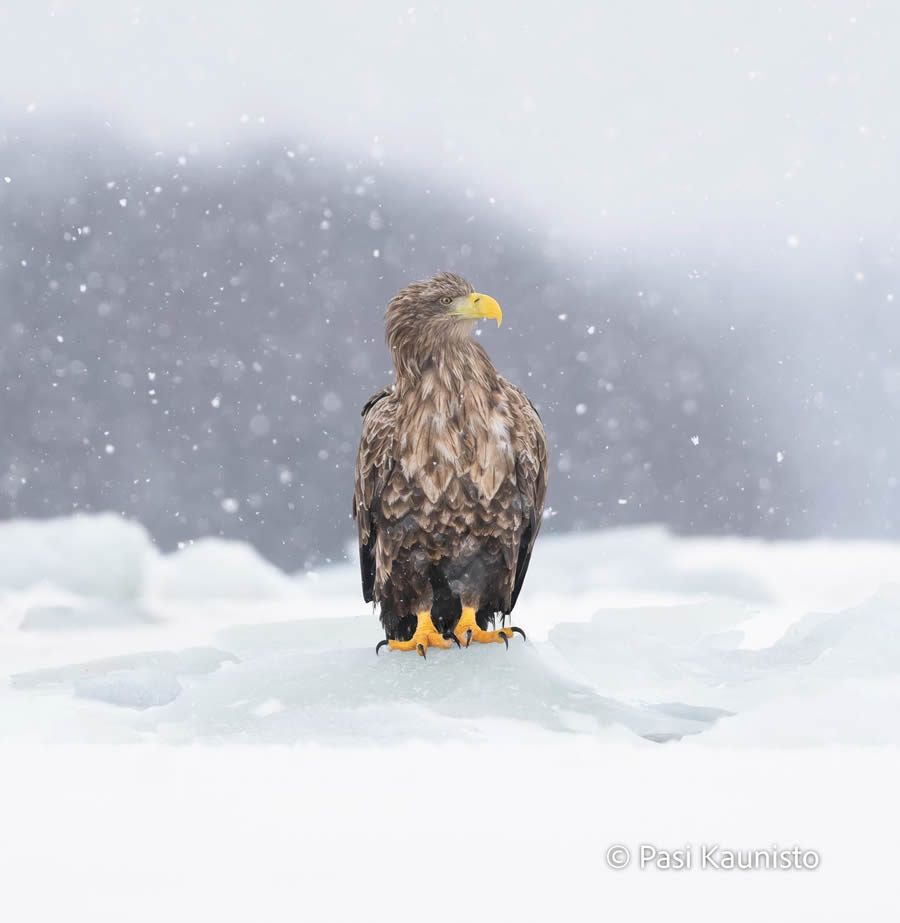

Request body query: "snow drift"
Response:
[3, 513, 900, 748]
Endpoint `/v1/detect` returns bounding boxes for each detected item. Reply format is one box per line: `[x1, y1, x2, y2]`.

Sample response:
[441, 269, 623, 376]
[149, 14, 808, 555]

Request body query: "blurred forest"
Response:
[1, 121, 898, 569]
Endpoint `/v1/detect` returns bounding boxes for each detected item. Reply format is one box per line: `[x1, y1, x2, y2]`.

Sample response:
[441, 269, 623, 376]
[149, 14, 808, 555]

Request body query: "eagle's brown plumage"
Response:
[353, 272, 548, 647]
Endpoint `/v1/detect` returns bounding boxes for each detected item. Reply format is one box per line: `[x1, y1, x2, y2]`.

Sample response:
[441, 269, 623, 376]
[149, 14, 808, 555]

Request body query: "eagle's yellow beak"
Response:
[451, 292, 502, 327]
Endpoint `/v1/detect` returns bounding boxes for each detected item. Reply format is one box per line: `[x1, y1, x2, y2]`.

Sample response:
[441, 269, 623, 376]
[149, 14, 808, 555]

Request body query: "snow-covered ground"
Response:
[2, 514, 899, 921]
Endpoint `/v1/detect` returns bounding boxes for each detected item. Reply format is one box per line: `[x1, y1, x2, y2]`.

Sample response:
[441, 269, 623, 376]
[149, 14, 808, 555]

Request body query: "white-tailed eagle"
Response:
[353, 272, 548, 656]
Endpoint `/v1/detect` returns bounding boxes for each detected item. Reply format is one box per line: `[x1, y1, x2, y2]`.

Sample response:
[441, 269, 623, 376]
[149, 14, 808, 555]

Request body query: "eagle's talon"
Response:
[376, 639, 389, 656]
[511, 626, 527, 642]
[443, 632, 462, 648]
[454, 606, 527, 648]
[382, 611, 453, 655]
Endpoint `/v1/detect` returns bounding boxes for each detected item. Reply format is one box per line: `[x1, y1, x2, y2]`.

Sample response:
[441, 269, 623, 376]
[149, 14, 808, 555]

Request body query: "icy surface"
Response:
[3, 514, 900, 748]
[12, 647, 237, 693]
[140, 620, 730, 744]
[3, 514, 900, 919]
[549, 588, 900, 746]
[73, 668, 184, 709]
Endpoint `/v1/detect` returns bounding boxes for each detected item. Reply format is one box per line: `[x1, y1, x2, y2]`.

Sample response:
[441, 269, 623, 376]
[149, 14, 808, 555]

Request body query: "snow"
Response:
[3, 514, 900, 746]
[20, 601, 153, 631]
[152, 537, 298, 599]
[1, 744, 897, 922]
[2, 514, 900, 919]
[0, 514, 299, 605]
[0, 514, 151, 600]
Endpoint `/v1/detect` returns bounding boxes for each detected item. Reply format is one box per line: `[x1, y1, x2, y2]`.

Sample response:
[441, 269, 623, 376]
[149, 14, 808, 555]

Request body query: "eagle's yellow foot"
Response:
[376, 611, 458, 658]
[454, 607, 527, 648]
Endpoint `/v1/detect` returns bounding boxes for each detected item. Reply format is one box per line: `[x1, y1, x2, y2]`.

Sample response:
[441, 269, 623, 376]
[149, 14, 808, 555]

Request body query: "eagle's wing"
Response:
[352, 387, 396, 602]
[500, 379, 549, 611]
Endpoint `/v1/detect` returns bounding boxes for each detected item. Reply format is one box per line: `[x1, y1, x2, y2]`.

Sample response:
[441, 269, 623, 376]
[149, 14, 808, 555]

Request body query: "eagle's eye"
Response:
[440, 296, 453, 306]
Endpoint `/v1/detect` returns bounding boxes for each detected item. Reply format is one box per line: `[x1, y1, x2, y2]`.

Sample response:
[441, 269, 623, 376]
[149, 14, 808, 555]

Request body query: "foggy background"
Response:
[1, 0, 898, 569]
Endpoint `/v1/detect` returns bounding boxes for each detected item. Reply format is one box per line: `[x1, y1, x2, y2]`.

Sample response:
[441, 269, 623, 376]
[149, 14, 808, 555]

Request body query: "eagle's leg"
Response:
[386, 611, 455, 657]
[454, 606, 526, 647]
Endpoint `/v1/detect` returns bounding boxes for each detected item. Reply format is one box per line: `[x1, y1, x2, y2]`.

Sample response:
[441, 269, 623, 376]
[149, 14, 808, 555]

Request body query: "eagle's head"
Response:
[385, 272, 502, 360]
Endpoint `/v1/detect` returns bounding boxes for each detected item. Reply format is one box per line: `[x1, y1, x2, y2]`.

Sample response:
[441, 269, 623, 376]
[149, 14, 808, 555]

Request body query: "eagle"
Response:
[353, 272, 548, 656]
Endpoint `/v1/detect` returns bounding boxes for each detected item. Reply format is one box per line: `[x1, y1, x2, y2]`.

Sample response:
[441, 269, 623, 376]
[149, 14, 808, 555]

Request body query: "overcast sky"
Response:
[2, 0, 898, 249]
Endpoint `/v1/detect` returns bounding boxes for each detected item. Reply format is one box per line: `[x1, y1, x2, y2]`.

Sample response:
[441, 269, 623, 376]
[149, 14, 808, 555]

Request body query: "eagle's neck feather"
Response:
[392, 334, 513, 496]
[392, 335, 497, 395]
